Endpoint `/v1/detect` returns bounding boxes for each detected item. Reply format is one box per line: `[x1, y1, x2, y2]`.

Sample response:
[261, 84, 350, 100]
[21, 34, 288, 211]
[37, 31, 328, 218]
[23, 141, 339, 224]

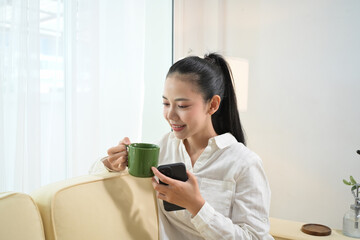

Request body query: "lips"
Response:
[171, 124, 186, 132]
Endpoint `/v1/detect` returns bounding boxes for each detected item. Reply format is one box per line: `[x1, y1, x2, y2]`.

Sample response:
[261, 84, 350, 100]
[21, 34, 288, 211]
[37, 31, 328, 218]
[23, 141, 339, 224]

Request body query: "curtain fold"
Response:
[0, 0, 156, 193]
[0, 0, 41, 192]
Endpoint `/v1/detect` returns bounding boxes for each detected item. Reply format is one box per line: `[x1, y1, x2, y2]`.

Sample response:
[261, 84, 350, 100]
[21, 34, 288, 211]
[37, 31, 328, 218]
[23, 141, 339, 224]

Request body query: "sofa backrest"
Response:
[0, 192, 46, 240]
[31, 171, 159, 240]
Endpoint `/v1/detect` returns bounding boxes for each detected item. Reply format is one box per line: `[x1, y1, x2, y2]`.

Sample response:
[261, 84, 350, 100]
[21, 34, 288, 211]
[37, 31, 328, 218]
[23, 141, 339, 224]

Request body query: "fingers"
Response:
[107, 152, 127, 164]
[110, 156, 127, 171]
[106, 137, 131, 171]
[151, 176, 168, 199]
[151, 167, 187, 203]
[107, 137, 131, 155]
[151, 176, 159, 188]
[151, 168, 203, 214]
[107, 144, 127, 156]
[186, 170, 196, 183]
[156, 192, 166, 201]
[151, 167, 176, 185]
[104, 156, 127, 171]
[119, 137, 131, 145]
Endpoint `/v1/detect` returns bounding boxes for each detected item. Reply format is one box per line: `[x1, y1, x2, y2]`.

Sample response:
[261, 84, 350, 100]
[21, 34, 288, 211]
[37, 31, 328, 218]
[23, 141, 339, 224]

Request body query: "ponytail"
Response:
[167, 53, 246, 145]
[204, 53, 246, 145]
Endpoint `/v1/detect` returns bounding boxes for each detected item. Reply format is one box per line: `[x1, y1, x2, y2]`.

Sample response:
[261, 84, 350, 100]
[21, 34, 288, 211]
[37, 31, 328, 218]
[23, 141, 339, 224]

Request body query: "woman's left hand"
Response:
[151, 167, 205, 216]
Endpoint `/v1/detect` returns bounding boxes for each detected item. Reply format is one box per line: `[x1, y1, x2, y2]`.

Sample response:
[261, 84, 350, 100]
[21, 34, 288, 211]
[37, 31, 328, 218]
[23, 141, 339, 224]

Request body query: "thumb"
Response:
[120, 137, 131, 145]
[186, 170, 197, 183]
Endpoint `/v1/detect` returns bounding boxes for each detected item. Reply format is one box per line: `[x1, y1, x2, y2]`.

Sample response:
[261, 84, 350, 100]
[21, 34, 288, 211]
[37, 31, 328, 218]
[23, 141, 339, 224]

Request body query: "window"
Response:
[0, 0, 172, 193]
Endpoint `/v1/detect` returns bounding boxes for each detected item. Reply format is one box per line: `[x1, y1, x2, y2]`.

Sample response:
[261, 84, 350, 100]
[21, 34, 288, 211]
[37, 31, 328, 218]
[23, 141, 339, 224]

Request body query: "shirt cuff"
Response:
[88, 156, 114, 174]
[101, 157, 117, 172]
[190, 201, 215, 232]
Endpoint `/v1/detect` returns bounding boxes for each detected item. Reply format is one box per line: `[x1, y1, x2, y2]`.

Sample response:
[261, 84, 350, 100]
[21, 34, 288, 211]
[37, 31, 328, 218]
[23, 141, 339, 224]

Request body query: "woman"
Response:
[103, 53, 273, 239]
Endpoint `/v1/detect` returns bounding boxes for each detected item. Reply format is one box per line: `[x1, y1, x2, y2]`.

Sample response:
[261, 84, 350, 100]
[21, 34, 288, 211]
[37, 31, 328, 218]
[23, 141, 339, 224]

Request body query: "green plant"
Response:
[343, 176, 359, 192]
[343, 150, 360, 192]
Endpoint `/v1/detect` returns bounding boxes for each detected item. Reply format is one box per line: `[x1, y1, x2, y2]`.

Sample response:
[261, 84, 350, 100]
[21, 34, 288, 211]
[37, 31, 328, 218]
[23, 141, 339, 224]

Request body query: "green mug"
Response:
[127, 143, 160, 178]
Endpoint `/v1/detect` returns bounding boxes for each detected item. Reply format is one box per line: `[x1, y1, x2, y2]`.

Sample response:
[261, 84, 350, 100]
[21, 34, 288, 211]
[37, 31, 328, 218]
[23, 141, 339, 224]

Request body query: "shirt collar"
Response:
[170, 132, 238, 149]
[210, 133, 238, 149]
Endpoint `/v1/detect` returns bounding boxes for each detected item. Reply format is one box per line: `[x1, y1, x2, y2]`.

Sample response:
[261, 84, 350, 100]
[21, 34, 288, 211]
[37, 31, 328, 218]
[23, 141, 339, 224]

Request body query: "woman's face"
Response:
[162, 74, 214, 140]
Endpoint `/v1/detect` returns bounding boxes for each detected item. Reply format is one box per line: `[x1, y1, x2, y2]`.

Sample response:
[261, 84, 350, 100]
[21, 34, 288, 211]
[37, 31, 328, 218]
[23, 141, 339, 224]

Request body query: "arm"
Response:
[151, 167, 205, 216]
[88, 156, 110, 174]
[89, 137, 131, 174]
[190, 161, 273, 240]
[152, 159, 273, 239]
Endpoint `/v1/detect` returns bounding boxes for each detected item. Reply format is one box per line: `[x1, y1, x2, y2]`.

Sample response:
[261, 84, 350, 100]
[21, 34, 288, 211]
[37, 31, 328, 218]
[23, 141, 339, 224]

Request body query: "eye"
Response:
[178, 105, 189, 109]
[162, 102, 170, 107]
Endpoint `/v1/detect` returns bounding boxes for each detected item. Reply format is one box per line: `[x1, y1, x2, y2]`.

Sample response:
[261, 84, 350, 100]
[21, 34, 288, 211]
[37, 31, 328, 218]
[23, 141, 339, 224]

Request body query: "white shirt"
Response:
[157, 132, 273, 240]
[89, 132, 273, 240]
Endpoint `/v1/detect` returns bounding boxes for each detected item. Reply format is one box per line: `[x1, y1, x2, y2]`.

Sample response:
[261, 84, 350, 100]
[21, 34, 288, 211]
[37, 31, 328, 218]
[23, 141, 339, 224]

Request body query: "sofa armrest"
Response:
[31, 171, 158, 240]
[0, 192, 45, 240]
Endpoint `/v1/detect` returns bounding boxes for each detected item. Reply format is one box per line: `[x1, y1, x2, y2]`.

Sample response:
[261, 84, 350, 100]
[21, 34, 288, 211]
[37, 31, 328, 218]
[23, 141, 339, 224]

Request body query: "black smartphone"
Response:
[157, 162, 188, 211]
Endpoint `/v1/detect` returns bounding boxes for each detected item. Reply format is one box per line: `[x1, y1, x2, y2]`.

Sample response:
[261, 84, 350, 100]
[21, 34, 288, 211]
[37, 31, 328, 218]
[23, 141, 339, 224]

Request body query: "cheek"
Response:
[163, 108, 168, 120]
[180, 109, 199, 123]
[188, 109, 208, 125]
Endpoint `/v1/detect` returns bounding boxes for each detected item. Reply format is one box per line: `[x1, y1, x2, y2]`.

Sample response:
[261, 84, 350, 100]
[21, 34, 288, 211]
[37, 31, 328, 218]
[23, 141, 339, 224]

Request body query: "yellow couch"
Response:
[30, 171, 158, 240]
[0, 192, 45, 240]
[1, 170, 354, 240]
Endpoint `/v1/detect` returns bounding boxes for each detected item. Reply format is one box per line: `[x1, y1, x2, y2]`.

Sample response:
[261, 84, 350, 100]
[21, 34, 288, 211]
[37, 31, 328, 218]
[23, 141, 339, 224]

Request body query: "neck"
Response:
[183, 128, 217, 166]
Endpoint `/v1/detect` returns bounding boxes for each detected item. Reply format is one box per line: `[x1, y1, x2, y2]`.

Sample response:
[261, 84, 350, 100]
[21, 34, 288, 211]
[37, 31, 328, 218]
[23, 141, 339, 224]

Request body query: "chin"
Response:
[172, 131, 188, 140]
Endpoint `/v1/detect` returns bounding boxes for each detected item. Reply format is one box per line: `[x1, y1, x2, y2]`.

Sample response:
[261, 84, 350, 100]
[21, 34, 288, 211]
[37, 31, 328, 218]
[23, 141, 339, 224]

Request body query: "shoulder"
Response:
[215, 133, 264, 172]
[226, 142, 267, 183]
[215, 133, 262, 164]
[228, 142, 262, 166]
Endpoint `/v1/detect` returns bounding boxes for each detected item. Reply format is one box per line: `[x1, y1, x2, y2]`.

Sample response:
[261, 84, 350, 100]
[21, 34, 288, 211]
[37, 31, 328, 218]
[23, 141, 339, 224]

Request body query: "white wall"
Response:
[174, 0, 360, 229]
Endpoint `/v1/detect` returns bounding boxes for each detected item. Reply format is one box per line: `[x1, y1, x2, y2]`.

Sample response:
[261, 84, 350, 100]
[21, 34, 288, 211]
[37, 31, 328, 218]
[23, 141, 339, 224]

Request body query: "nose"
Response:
[167, 106, 179, 121]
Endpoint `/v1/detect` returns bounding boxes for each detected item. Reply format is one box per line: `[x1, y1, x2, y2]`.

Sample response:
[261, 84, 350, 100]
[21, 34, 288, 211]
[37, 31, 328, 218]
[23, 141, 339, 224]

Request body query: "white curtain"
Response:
[0, 0, 43, 193]
[0, 0, 171, 193]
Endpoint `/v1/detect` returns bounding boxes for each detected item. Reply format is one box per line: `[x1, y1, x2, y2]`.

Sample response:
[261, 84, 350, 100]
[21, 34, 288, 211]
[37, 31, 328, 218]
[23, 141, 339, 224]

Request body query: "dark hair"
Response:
[167, 53, 246, 145]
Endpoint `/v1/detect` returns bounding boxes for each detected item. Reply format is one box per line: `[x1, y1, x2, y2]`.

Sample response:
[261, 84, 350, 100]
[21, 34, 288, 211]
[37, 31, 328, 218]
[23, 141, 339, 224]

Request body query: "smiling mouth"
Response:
[171, 124, 186, 132]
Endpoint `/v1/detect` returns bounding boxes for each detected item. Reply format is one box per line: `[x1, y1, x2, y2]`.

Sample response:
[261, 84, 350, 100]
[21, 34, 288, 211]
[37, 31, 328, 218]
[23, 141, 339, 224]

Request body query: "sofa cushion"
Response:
[31, 171, 158, 240]
[0, 192, 45, 240]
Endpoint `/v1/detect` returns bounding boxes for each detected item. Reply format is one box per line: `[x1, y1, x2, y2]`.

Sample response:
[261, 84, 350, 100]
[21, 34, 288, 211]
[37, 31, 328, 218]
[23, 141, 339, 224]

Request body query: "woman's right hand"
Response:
[103, 137, 131, 172]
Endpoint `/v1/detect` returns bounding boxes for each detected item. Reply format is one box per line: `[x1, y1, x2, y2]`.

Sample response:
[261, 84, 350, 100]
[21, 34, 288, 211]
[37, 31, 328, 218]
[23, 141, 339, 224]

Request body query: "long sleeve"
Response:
[88, 156, 114, 174]
[190, 158, 273, 240]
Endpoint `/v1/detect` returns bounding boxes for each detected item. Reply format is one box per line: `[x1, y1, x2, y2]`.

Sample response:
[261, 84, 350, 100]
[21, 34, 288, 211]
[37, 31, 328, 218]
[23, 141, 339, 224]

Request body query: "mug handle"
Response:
[125, 144, 130, 169]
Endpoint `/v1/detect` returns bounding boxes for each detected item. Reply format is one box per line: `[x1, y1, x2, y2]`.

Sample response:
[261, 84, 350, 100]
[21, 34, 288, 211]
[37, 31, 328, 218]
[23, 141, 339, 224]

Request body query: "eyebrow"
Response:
[162, 96, 191, 101]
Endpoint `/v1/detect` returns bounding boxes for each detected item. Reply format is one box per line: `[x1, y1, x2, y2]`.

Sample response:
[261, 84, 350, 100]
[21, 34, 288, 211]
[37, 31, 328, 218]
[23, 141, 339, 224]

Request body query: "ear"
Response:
[208, 95, 221, 115]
